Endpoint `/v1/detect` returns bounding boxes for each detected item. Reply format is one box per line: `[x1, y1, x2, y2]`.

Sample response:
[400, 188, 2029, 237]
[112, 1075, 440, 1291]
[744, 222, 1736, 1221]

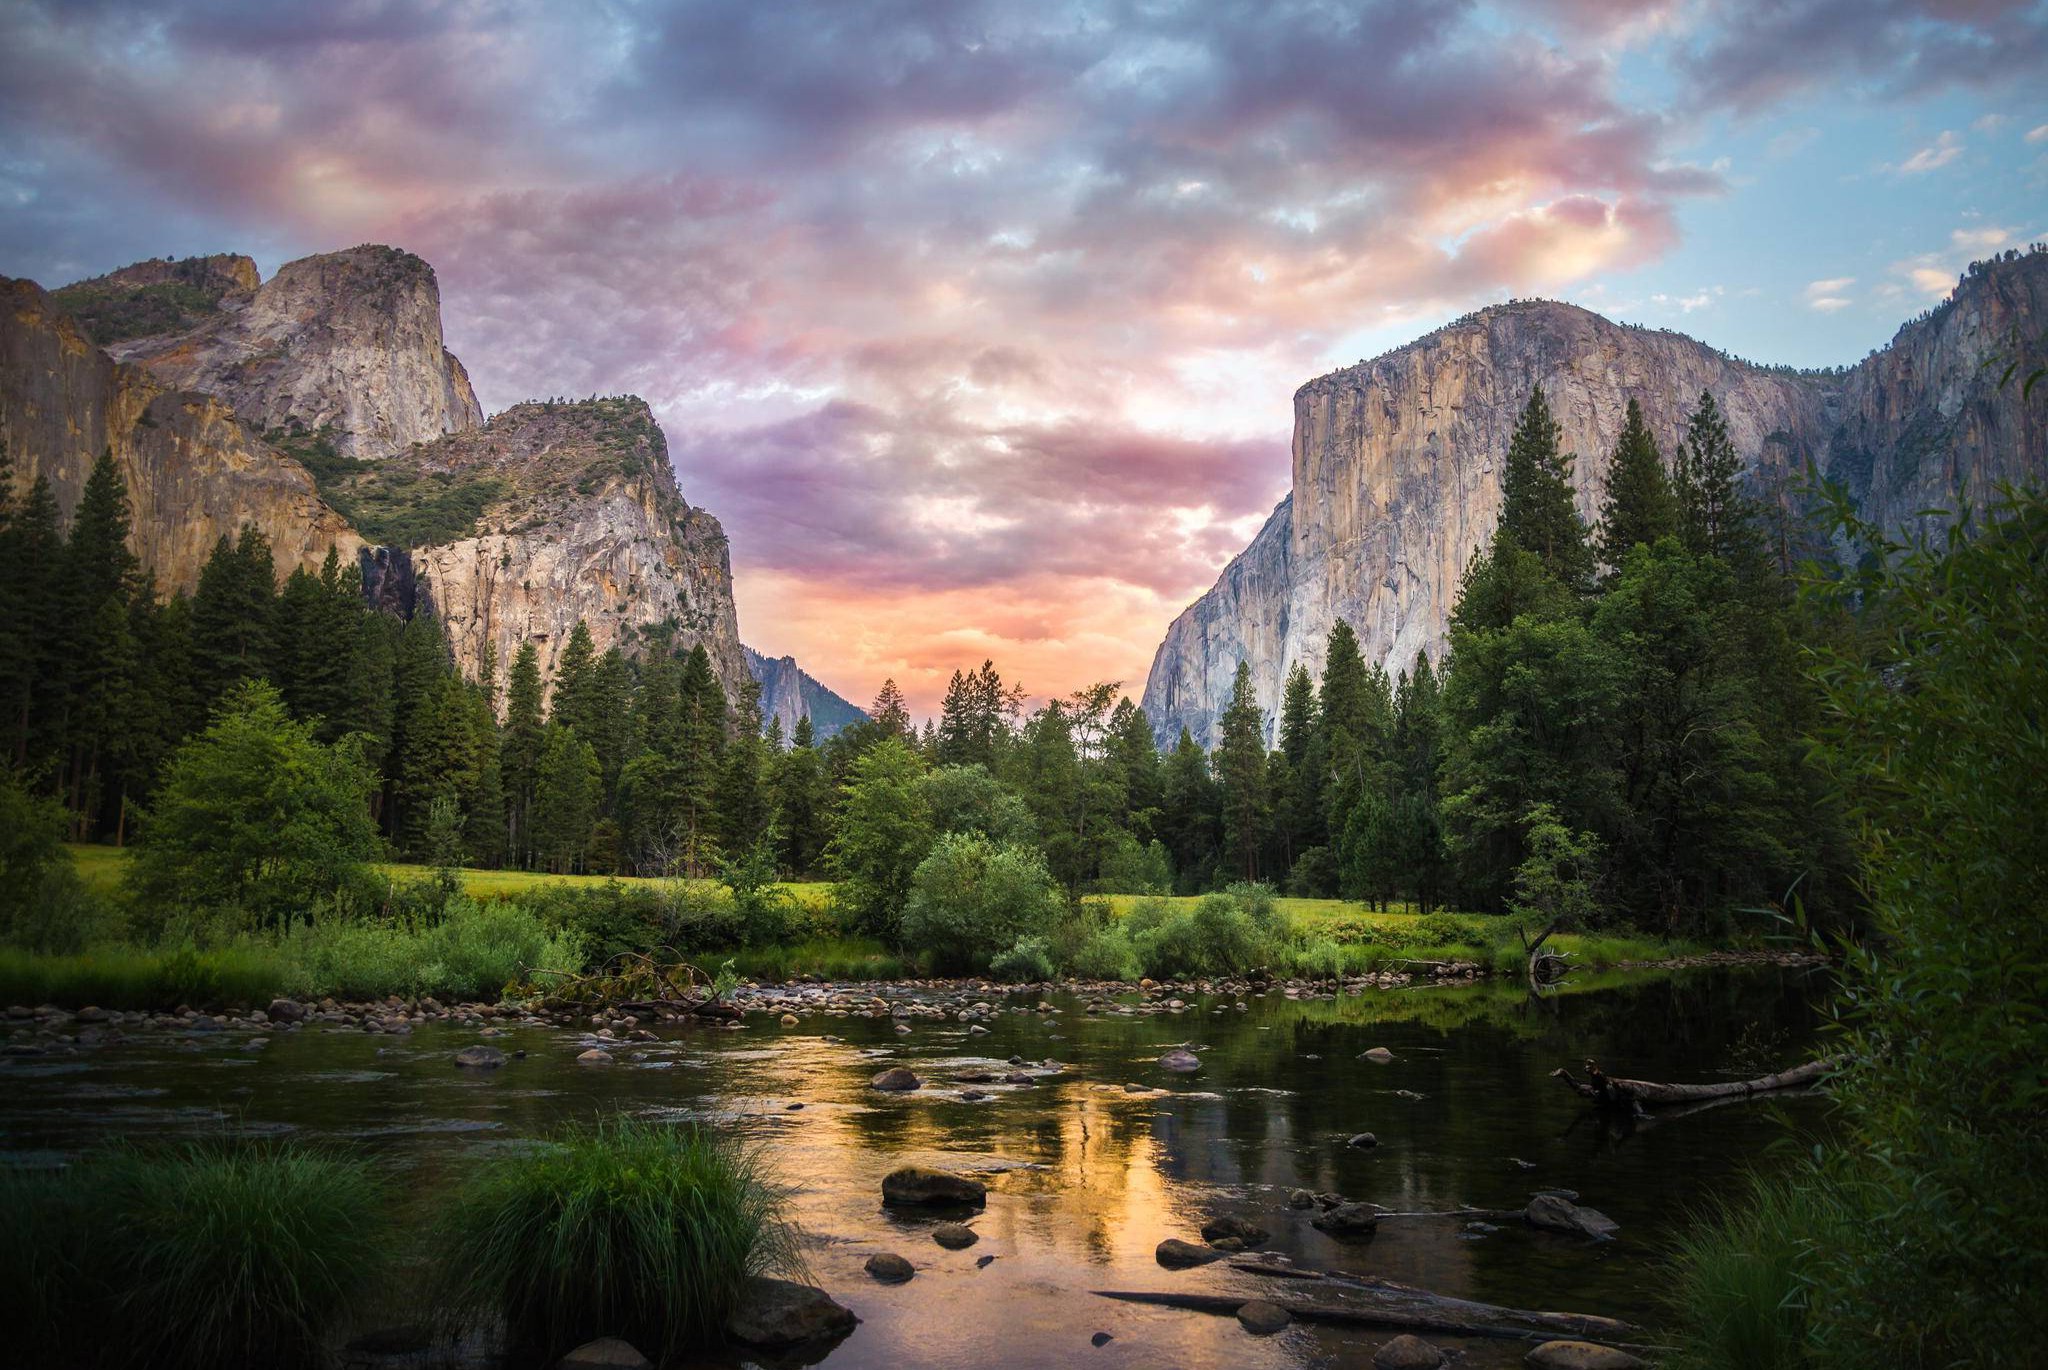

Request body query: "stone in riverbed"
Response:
[577, 1048, 614, 1066]
[780, 1014, 799, 1026]
[1288, 1188, 1316, 1209]
[1155, 1238, 1224, 1269]
[1236, 1300, 1291, 1335]
[1374, 1334, 1446, 1368]
[932, 1222, 979, 1249]
[1159, 1048, 1202, 1072]
[1312, 1202, 1381, 1239]
[1525, 1194, 1619, 1238]
[881, 1167, 986, 1206]
[724, 1276, 859, 1349]
[1201, 1214, 1269, 1246]
[454, 1045, 506, 1069]
[865, 1252, 915, 1283]
[1523, 1341, 1647, 1369]
[871, 1067, 922, 1091]
[1348, 1131, 1379, 1148]
[555, 1337, 653, 1369]
[1360, 1046, 1395, 1063]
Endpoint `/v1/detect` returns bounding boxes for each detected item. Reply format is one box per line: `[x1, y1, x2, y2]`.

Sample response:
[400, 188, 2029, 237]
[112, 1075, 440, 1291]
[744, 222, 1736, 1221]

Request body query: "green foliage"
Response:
[0, 943, 287, 1010]
[718, 840, 797, 946]
[900, 832, 1066, 972]
[51, 265, 235, 343]
[279, 897, 581, 1001]
[827, 738, 933, 934]
[1118, 882, 1294, 978]
[313, 463, 507, 549]
[3, 1142, 391, 1370]
[1214, 662, 1269, 881]
[1667, 1173, 1824, 1370]
[1, 767, 122, 951]
[128, 681, 381, 929]
[1499, 384, 1594, 589]
[436, 1120, 795, 1363]
[988, 934, 1057, 982]
[1508, 802, 1602, 931]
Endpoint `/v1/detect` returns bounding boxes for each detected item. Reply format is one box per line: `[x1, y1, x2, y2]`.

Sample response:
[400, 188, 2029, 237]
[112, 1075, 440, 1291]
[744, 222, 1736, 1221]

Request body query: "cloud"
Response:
[1805, 276, 1857, 311]
[1652, 285, 1723, 312]
[2028, 123, 2048, 143]
[1894, 129, 1964, 173]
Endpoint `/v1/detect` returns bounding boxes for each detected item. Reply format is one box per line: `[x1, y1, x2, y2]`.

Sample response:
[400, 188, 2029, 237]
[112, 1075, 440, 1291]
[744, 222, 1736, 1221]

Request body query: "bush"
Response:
[0, 944, 287, 1010]
[1093, 833, 1170, 894]
[1667, 1173, 1824, 1370]
[900, 833, 1067, 973]
[279, 899, 581, 1001]
[1122, 883, 1293, 978]
[1, 1143, 392, 1370]
[438, 1120, 795, 1362]
[989, 935, 1056, 982]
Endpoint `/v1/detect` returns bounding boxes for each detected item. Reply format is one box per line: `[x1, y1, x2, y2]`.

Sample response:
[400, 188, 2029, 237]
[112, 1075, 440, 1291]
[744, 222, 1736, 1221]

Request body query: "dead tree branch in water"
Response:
[1552, 1056, 1835, 1109]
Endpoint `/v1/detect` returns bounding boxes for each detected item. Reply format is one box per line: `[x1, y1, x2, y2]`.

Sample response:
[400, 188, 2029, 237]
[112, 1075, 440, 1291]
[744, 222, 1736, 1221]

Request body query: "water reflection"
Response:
[1, 968, 1825, 1369]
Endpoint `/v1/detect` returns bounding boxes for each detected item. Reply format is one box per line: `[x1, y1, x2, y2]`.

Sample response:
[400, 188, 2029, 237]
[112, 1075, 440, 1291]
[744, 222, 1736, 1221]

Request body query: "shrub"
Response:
[0, 944, 287, 1010]
[1093, 832, 1170, 894]
[900, 832, 1067, 973]
[1667, 1173, 1824, 1370]
[989, 935, 1057, 982]
[1069, 926, 1141, 980]
[40, 1143, 391, 1370]
[1123, 882, 1294, 978]
[438, 1120, 795, 1362]
[279, 899, 581, 1001]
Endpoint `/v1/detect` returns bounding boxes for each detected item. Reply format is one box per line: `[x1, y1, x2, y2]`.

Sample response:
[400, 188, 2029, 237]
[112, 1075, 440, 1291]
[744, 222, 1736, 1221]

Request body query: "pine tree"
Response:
[1107, 697, 1161, 839]
[1215, 661, 1269, 881]
[531, 721, 601, 873]
[2, 477, 65, 770]
[59, 451, 141, 832]
[1595, 398, 1677, 575]
[1674, 390, 1757, 564]
[869, 678, 912, 739]
[501, 641, 546, 866]
[550, 621, 598, 734]
[774, 713, 832, 875]
[1499, 385, 1594, 589]
[1160, 727, 1218, 891]
[717, 680, 775, 858]
[191, 527, 276, 700]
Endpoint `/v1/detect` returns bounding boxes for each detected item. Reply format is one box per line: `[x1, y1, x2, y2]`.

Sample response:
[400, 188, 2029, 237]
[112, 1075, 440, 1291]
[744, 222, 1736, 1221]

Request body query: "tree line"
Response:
[2, 381, 1851, 938]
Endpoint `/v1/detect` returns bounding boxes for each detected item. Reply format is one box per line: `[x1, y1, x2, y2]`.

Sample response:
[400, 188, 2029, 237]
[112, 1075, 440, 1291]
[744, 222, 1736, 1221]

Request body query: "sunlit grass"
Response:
[726, 936, 907, 982]
[437, 1120, 796, 1363]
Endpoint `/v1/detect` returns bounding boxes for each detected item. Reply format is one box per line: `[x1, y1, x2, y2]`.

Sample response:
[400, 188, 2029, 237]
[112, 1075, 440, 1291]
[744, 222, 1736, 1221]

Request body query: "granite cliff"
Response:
[97, 245, 482, 461]
[1, 274, 362, 591]
[744, 645, 867, 740]
[1142, 249, 2048, 747]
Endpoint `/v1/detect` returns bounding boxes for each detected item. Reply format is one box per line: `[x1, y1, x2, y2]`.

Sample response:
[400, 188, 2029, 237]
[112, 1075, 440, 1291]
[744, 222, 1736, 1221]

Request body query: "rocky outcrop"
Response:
[1, 275, 362, 591]
[50, 254, 260, 345]
[100, 245, 481, 460]
[382, 397, 749, 706]
[744, 644, 866, 740]
[1143, 249, 2048, 746]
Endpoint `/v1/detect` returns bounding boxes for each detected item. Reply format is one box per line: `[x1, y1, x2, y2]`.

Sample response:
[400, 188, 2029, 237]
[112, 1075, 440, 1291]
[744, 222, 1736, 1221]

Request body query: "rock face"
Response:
[1143, 251, 2048, 745]
[1, 275, 363, 592]
[744, 644, 867, 741]
[100, 245, 482, 461]
[373, 397, 748, 706]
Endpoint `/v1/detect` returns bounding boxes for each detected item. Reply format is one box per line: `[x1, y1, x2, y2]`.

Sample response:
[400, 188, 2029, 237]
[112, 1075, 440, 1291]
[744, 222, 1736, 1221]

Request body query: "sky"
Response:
[2, 0, 2044, 718]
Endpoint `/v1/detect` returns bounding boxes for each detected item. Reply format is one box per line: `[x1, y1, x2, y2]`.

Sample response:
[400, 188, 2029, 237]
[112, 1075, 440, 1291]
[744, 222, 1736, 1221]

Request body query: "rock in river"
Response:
[1526, 1194, 1619, 1238]
[1311, 1202, 1381, 1239]
[1361, 1047, 1395, 1063]
[1156, 1238, 1224, 1269]
[1159, 1048, 1201, 1072]
[871, 1067, 922, 1091]
[1201, 1214, 1269, 1246]
[577, 1049, 614, 1066]
[454, 1045, 506, 1069]
[1348, 1131, 1379, 1148]
[1374, 1334, 1447, 1368]
[1524, 1341, 1647, 1369]
[1236, 1300, 1291, 1335]
[724, 1277, 860, 1349]
[864, 1252, 915, 1283]
[932, 1222, 979, 1249]
[556, 1338, 653, 1369]
[882, 1167, 987, 1207]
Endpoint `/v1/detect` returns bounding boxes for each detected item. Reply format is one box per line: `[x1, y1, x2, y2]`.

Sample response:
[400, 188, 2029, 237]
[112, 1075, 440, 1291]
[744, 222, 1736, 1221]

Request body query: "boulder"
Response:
[864, 1252, 915, 1283]
[1236, 1300, 1292, 1335]
[724, 1277, 860, 1349]
[1200, 1214, 1269, 1246]
[1524, 1342, 1647, 1369]
[555, 1338, 653, 1369]
[1361, 1047, 1395, 1063]
[780, 1014, 799, 1027]
[1155, 1238, 1224, 1269]
[453, 1045, 506, 1069]
[1525, 1194, 1619, 1238]
[1348, 1132, 1379, 1148]
[1288, 1188, 1316, 1209]
[1311, 1202, 1381, 1239]
[881, 1167, 987, 1207]
[871, 1067, 922, 1091]
[932, 1222, 979, 1249]
[577, 1048, 614, 1066]
[1159, 1048, 1202, 1072]
[1374, 1334, 1446, 1369]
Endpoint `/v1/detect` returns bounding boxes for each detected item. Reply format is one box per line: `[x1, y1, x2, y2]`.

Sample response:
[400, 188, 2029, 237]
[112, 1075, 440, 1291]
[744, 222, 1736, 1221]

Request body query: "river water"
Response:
[0, 967, 1827, 1369]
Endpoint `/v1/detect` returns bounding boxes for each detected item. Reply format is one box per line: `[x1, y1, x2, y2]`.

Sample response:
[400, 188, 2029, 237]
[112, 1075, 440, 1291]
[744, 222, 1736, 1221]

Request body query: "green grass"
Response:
[2, 1142, 391, 1370]
[1666, 1172, 1823, 1370]
[0, 944, 289, 1010]
[725, 936, 907, 982]
[438, 1120, 795, 1363]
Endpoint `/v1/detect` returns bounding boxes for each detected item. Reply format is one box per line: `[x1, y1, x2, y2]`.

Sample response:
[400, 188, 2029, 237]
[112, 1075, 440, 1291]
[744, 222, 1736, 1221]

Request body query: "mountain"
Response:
[744, 645, 867, 740]
[1, 273, 362, 590]
[5, 246, 749, 706]
[1141, 248, 2048, 747]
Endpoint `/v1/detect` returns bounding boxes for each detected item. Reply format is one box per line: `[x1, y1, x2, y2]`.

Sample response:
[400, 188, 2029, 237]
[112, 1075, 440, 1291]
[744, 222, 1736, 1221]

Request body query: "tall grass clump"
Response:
[280, 898, 581, 1001]
[0, 1167, 90, 1365]
[1666, 1172, 1826, 1370]
[0, 943, 287, 1010]
[438, 1120, 795, 1362]
[34, 1142, 391, 1370]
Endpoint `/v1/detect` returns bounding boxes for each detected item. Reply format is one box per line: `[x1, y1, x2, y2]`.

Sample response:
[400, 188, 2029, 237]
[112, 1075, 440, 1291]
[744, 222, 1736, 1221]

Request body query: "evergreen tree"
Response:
[549, 620, 599, 734]
[1595, 398, 1677, 575]
[1674, 389, 1756, 564]
[1, 469, 65, 769]
[501, 642, 546, 866]
[774, 714, 832, 875]
[531, 721, 601, 873]
[1214, 662, 1270, 881]
[1159, 727, 1218, 891]
[717, 680, 775, 858]
[1106, 697, 1161, 839]
[868, 678, 913, 739]
[57, 451, 141, 831]
[191, 526, 277, 701]
[1499, 385, 1594, 589]
[827, 737, 933, 934]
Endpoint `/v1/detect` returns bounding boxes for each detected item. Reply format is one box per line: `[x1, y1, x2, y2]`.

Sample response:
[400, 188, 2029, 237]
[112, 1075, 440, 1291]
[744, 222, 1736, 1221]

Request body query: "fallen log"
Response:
[1551, 1056, 1835, 1109]
[1095, 1274, 1642, 1344]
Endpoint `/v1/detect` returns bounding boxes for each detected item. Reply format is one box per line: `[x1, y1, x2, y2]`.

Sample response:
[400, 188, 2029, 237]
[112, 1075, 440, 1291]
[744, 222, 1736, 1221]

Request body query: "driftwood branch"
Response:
[1552, 1056, 1835, 1109]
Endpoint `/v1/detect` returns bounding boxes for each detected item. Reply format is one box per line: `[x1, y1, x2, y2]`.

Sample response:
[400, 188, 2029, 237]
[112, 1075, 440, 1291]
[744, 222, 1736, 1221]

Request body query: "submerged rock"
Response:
[724, 1277, 860, 1349]
[1361, 1047, 1395, 1063]
[1155, 1238, 1224, 1269]
[555, 1337, 653, 1370]
[453, 1045, 505, 1069]
[1311, 1202, 1381, 1239]
[1347, 1131, 1379, 1148]
[1236, 1300, 1291, 1335]
[882, 1167, 986, 1206]
[1524, 1341, 1647, 1369]
[864, 1252, 915, 1283]
[576, 1049, 614, 1066]
[1525, 1194, 1619, 1238]
[1159, 1048, 1202, 1072]
[1374, 1334, 1446, 1369]
[871, 1067, 922, 1091]
[1201, 1214, 1269, 1246]
[932, 1222, 979, 1249]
